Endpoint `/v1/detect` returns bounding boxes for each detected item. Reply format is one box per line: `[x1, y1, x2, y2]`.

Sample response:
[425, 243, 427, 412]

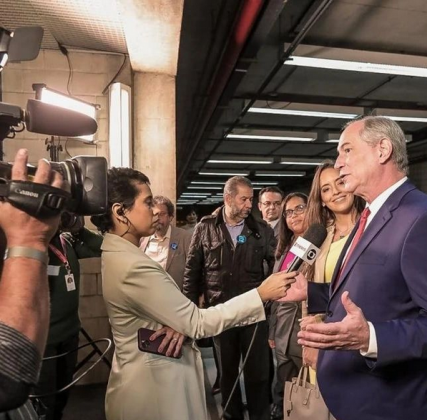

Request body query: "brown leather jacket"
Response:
[183, 206, 276, 306]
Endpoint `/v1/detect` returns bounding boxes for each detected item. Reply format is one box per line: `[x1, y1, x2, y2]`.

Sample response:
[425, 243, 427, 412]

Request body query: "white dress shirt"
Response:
[144, 225, 172, 270]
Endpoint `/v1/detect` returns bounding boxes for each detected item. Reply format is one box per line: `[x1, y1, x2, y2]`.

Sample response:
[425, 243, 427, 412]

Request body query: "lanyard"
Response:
[49, 236, 71, 272]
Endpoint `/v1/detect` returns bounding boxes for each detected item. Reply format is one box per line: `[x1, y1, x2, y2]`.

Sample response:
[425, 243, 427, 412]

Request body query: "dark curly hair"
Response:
[91, 167, 150, 234]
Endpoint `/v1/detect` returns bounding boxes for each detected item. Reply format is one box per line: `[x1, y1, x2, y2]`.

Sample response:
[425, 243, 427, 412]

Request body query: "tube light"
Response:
[249, 107, 358, 119]
[199, 171, 249, 176]
[191, 181, 225, 185]
[256, 171, 306, 177]
[249, 107, 427, 123]
[109, 83, 132, 167]
[207, 157, 273, 164]
[286, 56, 427, 78]
[280, 158, 324, 166]
[226, 134, 315, 142]
[188, 186, 223, 190]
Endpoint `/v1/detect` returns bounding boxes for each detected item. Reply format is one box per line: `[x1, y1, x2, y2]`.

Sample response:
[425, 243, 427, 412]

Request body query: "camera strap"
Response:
[0, 179, 71, 218]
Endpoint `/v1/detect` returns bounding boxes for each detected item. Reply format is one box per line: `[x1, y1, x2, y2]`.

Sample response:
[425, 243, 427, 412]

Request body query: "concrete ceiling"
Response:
[1, 0, 427, 204]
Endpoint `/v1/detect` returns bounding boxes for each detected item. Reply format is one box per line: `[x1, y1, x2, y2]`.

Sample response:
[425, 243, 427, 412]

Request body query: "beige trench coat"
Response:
[101, 233, 265, 420]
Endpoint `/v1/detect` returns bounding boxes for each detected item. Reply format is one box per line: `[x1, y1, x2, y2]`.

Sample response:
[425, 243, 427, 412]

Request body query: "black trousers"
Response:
[214, 321, 270, 420]
[34, 334, 79, 420]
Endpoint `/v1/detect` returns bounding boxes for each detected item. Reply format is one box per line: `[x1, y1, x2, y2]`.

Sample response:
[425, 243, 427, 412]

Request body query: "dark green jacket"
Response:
[47, 228, 102, 345]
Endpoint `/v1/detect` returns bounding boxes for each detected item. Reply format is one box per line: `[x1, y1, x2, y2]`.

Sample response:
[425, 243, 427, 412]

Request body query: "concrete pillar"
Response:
[133, 72, 176, 202]
[115, 0, 184, 203]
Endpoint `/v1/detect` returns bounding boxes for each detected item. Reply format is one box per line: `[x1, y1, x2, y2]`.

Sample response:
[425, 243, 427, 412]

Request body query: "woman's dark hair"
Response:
[275, 192, 308, 259]
[90, 167, 150, 234]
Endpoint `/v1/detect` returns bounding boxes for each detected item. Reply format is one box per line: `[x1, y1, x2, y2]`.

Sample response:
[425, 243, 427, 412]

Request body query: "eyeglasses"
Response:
[284, 204, 306, 218]
[260, 201, 282, 208]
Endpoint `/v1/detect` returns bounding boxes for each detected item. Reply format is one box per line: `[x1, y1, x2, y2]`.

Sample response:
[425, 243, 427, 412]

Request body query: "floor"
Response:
[62, 347, 248, 420]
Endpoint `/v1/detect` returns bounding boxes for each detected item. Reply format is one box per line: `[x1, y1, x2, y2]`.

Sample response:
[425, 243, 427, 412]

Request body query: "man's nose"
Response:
[334, 155, 343, 170]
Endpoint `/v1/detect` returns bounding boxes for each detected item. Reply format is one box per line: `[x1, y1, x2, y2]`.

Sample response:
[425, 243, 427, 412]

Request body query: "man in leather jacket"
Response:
[183, 176, 276, 420]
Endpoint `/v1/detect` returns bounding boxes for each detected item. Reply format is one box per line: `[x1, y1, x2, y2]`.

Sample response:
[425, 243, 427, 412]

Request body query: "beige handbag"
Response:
[284, 366, 333, 420]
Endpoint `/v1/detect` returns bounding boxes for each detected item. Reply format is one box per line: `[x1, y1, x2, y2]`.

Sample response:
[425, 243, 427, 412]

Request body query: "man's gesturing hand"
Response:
[297, 291, 370, 352]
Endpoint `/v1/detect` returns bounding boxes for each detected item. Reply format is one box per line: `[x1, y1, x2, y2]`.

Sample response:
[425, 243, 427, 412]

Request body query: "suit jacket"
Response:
[269, 255, 301, 359]
[140, 226, 192, 290]
[101, 233, 265, 420]
[309, 181, 427, 420]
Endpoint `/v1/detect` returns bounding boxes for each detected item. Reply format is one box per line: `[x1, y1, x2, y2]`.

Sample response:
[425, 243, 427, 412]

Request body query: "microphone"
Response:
[286, 223, 327, 272]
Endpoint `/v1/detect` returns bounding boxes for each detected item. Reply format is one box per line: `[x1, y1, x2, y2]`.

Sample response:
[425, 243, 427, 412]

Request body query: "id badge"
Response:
[65, 273, 76, 292]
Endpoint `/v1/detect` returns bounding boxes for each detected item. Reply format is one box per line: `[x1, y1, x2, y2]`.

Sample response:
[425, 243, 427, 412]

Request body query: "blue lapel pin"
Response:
[170, 242, 178, 250]
[237, 235, 246, 244]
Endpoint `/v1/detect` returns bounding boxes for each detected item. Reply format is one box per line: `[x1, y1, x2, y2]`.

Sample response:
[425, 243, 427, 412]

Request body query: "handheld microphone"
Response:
[286, 223, 327, 272]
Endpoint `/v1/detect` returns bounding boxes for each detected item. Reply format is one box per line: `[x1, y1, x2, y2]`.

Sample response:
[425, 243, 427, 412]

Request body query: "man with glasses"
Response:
[140, 195, 192, 290]
[258, 187, 284, 238]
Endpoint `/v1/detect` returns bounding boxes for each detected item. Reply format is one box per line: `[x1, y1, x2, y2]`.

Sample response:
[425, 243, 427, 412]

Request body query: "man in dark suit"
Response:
[140, 195, 192, 290]
[286, 116, 427, 420]
[258, 186, 283, 239]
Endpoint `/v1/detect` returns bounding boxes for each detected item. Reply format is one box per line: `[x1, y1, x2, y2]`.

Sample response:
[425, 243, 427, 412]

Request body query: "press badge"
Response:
[47, 265, 60, 276]
[65, 273, 76, 292]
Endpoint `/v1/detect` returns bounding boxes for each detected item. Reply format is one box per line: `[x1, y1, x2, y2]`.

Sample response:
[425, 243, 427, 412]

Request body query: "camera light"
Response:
[33, 84, 97, 142]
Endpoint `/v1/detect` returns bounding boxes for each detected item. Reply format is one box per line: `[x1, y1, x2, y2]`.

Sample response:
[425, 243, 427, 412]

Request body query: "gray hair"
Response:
[345, 116, 408, 174]
[153, 195, 175, 217]
[224, 176, 253, 197]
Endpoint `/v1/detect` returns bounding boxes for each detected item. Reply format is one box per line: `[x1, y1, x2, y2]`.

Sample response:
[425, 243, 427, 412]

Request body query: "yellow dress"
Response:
[310, 234, 349, 383]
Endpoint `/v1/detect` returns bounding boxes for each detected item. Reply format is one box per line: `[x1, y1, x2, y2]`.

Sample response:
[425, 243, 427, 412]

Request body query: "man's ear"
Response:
[378, 137, 392, 163]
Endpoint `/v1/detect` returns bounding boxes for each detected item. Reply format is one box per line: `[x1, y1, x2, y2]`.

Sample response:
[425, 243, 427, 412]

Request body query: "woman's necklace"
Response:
[335, 224, 354, 239]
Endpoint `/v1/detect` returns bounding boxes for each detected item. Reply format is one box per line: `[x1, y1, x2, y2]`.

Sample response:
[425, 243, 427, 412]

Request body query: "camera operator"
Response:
[0, 149, 65, 415]
[34, 214, 102, 420]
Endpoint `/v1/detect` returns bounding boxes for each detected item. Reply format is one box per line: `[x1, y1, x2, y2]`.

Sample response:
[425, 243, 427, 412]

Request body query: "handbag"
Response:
[284, 366, 333, 420]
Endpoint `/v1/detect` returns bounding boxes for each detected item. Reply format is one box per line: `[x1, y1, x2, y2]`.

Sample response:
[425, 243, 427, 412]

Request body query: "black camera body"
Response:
[0, 156, 108, 217]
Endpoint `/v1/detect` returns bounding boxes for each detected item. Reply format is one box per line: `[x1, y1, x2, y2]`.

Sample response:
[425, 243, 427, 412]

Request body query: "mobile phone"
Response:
[137, 327, 182, 359]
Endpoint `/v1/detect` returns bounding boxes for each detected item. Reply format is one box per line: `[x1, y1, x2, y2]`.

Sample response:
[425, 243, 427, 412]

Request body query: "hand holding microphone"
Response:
[257, 270, 299, 301]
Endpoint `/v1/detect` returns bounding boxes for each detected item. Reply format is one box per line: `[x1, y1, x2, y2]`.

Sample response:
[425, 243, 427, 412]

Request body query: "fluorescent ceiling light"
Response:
[191, 181, 225, 185]
[387, 116, 427, 123]
[256, 171, 306, 177]
[251, 181, 278, 185]
[207, 156, 273, 164]
[249, 107, 427, 123]
[249, 107, 358, 119]
[286, 56, 427, 78]
[327, 134, 413, 143]
[226, 134, 315, 142]
[180, 196, 208, 199]
[199, 171, 249, 176]
[181, 193, 209, 197]
[280, 158, 324, 166]
[188, 186, 223, 190]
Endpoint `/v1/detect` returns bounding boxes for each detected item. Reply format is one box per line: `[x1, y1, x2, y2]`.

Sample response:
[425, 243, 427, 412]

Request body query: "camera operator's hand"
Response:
[0, 149, 64, 250]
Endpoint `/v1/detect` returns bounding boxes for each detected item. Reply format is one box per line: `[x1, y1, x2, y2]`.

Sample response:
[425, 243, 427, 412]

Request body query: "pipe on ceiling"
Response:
[178, 0, 265, 186]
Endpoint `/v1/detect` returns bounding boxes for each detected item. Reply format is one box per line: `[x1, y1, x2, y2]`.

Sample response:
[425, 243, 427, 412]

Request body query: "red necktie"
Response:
[334, 207, 371, 290]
